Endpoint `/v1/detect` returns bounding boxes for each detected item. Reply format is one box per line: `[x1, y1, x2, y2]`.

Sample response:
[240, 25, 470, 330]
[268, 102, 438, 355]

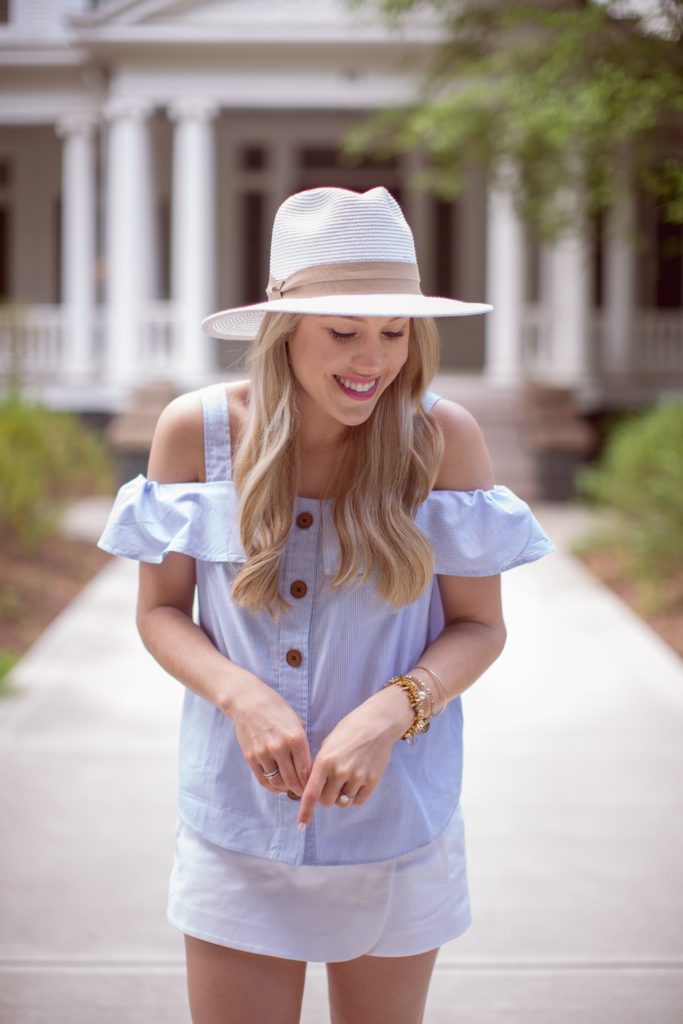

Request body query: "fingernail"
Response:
[297, 821, 307, 831]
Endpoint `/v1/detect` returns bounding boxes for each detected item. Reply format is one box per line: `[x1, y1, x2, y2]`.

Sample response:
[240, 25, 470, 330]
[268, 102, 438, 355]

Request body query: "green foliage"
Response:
[0, 393, 114, 549]
[0, 649, 19, 697]
[344, 0, 683, 238]
[576, 401, 683, 578]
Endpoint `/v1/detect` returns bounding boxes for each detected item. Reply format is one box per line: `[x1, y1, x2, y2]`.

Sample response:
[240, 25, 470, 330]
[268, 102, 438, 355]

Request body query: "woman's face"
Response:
[286, 314, 410, 433]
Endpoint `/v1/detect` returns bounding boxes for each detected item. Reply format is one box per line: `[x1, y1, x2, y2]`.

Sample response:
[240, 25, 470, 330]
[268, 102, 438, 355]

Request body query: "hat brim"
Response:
[202, 294, 493, 341]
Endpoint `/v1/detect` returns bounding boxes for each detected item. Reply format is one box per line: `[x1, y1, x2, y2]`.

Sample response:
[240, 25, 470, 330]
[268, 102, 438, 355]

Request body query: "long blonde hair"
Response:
[231, 312, 444, 618]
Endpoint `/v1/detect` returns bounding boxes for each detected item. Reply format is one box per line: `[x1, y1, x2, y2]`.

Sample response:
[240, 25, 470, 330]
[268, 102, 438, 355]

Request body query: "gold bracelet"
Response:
[413, 664, 447, 715]
[405, 673, 435, 719]
[384, 674, 432, 742]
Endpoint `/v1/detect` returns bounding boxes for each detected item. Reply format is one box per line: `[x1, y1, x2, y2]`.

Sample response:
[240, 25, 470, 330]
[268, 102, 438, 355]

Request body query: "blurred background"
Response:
[0, 0, 681, 671]
[0, 3, 681, 1021]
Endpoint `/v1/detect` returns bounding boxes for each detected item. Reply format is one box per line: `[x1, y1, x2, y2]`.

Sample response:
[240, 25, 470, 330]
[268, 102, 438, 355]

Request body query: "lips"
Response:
[333, 375, 380, 401]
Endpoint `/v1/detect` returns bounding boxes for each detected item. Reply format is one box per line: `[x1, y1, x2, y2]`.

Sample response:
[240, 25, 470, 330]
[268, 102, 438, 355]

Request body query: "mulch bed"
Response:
[0, 536, 110, 664]
[574, 548, 683, 660]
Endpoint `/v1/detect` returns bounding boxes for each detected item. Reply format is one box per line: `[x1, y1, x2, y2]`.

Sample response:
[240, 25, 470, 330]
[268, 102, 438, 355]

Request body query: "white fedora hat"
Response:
[202, 186, 492, 340]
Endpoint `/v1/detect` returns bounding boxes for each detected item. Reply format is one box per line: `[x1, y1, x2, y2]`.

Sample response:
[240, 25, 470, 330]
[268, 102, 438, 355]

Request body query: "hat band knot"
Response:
[266, 260, 422, 301]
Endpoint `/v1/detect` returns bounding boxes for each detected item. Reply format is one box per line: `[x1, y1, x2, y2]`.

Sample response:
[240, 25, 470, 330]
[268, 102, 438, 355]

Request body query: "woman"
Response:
[99, 186, 555, 1024]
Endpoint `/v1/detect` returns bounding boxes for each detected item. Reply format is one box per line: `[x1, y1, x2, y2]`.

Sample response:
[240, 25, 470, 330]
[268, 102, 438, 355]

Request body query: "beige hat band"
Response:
[266, 260, 422, 301]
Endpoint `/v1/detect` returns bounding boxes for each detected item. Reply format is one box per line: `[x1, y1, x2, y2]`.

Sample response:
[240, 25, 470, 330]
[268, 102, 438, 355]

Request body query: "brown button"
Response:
[290, 579, 307, 599]
[286, 648, 302, 667]
[296, 511, 313, 529]
[286, 791, 301, 801]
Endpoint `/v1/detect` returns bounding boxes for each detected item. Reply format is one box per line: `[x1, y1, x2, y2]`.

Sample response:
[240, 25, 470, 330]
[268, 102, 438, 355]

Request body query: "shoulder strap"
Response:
[200, 383, 232, 482]
[422, 390, 442, 413]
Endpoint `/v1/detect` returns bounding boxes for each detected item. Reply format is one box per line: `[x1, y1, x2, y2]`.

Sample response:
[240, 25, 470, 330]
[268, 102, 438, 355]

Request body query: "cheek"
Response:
[392, 339, 411, 372]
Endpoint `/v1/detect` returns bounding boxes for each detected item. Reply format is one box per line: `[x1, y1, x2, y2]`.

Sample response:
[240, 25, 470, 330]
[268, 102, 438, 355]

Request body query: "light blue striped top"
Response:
[98, 384, 555, 866]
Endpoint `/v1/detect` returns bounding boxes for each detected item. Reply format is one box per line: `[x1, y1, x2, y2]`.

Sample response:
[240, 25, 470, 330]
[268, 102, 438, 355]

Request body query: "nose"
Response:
[350, 331, 386, 373]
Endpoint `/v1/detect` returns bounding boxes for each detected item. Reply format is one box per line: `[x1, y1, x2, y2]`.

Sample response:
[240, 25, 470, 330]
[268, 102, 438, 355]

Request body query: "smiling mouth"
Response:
[333, 375, 379, 397]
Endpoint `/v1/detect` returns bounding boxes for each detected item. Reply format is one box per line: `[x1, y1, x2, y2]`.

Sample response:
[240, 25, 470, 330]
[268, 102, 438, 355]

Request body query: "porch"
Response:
[2, 300, 682, 413]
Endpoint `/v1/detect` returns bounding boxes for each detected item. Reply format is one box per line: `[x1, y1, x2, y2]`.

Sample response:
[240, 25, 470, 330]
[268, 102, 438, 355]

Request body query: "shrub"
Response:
[0, 392, 115, 549]
[576, 400, 683, 577]
[0, 649, 18, 696]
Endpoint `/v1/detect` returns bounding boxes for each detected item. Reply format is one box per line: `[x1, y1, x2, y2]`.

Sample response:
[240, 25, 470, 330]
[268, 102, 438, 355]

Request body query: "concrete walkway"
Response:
[1, 500, 682, 1023]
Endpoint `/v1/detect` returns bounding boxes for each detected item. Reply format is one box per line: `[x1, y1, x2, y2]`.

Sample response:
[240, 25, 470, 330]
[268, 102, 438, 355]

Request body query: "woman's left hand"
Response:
[297, 684, 414, 829]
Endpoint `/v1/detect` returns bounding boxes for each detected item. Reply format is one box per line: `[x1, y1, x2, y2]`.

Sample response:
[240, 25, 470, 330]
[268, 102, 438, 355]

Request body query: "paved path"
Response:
[1, 500, 682, 1023]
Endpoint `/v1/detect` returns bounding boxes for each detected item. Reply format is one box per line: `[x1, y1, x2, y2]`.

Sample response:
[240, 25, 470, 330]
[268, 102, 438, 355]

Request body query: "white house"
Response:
[0, 0, 681, 415]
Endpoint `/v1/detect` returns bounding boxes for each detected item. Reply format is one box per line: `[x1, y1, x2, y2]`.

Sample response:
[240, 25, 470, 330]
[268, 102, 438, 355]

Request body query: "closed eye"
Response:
[328, 329, 407, 341]
[329, 329, 356, 340]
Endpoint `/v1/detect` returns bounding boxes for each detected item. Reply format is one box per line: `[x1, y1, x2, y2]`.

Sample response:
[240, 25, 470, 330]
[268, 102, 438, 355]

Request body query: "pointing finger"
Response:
[297, 766, 326, 830]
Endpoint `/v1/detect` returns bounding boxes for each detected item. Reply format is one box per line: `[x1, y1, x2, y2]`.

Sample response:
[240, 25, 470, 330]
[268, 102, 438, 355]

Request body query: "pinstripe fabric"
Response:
[98, 383, 555, 866]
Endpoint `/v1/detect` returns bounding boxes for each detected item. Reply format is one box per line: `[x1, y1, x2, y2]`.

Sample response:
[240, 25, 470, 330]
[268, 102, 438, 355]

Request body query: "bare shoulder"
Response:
[430, 397, 495, 492]
[147, 390, 204, 483]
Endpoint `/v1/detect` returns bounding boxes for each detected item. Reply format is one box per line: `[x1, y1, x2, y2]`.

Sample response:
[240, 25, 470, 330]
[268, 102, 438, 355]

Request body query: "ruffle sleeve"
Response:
[97, 474, 246, 564]
[98, 474, 555, 576]
[415, 484, 555, 576]
[320, 485, 555, 577]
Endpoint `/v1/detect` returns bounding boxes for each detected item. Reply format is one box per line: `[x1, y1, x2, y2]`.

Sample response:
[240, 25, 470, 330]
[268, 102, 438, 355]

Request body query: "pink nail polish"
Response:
[297, 822, 307, 831]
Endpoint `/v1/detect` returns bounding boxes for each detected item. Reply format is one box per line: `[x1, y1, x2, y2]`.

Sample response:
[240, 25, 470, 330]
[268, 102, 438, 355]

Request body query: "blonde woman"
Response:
[99, 186, 555, 1024]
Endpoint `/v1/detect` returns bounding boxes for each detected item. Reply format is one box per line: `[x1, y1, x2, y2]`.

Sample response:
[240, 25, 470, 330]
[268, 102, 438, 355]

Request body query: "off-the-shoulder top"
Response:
[98, 384, 555, 866]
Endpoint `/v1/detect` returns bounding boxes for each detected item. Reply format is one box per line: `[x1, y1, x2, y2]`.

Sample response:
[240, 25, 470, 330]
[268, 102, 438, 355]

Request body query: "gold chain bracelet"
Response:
[383, 674, 432, 742]
[413, 664, 447, 716]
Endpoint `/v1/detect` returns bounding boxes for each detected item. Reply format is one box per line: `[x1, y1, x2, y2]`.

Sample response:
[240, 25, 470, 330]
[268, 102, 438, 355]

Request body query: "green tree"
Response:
[345, 0, 683, 237]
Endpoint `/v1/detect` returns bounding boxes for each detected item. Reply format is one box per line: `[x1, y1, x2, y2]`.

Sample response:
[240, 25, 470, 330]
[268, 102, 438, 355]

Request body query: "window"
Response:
[241, 191, 265, 305]
[0, 206, 10, 298]
[433, 196, 456, 299]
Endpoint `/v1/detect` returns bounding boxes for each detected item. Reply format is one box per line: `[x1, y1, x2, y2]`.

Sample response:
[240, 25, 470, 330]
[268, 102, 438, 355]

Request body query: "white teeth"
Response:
[335, 376, 377, 393]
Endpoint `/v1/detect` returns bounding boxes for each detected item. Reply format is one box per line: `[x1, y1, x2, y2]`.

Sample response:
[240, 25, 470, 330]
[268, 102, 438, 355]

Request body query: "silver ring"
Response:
[338, 794, 354, 806]
[263, 767, 280, 779]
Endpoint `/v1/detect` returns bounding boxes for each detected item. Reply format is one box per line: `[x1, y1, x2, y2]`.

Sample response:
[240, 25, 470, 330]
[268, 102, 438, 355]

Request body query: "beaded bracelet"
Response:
[383, 674, 432, 742]
[413, 664, 447, 716]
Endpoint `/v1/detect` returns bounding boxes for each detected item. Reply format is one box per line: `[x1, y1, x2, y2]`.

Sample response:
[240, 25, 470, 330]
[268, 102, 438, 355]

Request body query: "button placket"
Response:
[280, 501, 319, 729]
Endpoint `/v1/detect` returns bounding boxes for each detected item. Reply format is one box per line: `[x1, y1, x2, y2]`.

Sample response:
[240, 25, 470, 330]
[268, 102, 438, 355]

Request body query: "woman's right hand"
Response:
[226, 676, 312, 798]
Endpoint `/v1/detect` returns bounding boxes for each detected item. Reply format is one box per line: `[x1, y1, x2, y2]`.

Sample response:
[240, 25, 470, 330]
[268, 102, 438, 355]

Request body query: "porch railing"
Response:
[0, 301, 180, 387]
[522, 306, 683, 379]
[2, 302, 682, 404]
[0, 304, 66, 383]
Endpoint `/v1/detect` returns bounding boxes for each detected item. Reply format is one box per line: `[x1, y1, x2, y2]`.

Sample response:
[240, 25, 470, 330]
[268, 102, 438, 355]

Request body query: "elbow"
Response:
[495, 620, 508, 657]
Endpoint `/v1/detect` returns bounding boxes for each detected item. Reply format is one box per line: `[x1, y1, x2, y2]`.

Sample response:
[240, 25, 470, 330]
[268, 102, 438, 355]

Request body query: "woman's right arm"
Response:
[135, 393, 311, 797]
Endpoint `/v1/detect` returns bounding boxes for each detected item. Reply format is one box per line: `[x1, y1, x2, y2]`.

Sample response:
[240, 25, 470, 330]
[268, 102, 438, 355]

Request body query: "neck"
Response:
[295, 393, 350, 452]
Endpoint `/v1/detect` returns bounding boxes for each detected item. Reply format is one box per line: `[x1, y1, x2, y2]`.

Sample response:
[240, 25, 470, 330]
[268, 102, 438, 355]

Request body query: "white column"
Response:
[485, 173, 526, 384]
[402, 152, 434, 292]
[103, 101, 153, 388]
[546, 221, 592, 385]
[169, 100, 219, 383]
[56, 113, 98, 381]
[604, 186, 636, 375]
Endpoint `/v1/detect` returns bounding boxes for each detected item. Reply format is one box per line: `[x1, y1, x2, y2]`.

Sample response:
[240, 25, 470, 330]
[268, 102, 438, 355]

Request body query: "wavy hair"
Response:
[231, 312, 444, 618]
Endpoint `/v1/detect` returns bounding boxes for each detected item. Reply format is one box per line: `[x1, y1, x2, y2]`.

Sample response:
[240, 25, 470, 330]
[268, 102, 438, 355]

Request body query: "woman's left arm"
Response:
[409, 397, 508, 705]
[297, 400, 506, 827]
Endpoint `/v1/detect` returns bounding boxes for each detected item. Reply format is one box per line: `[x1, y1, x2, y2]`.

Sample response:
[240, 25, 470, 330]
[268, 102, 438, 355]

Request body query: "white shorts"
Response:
[167, 802, 471, 962]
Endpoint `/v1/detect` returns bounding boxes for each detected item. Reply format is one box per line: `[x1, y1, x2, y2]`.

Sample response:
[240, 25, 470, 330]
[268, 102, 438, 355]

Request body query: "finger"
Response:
[297, 767, 327, 829]
[295, 755, 311, 793]
[335, 791, 358, 808]
[318, 775, 346, 808]
[258, 764, 286, 792]
[276, 751, 304, 796]
[347, 783, 372, 806]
